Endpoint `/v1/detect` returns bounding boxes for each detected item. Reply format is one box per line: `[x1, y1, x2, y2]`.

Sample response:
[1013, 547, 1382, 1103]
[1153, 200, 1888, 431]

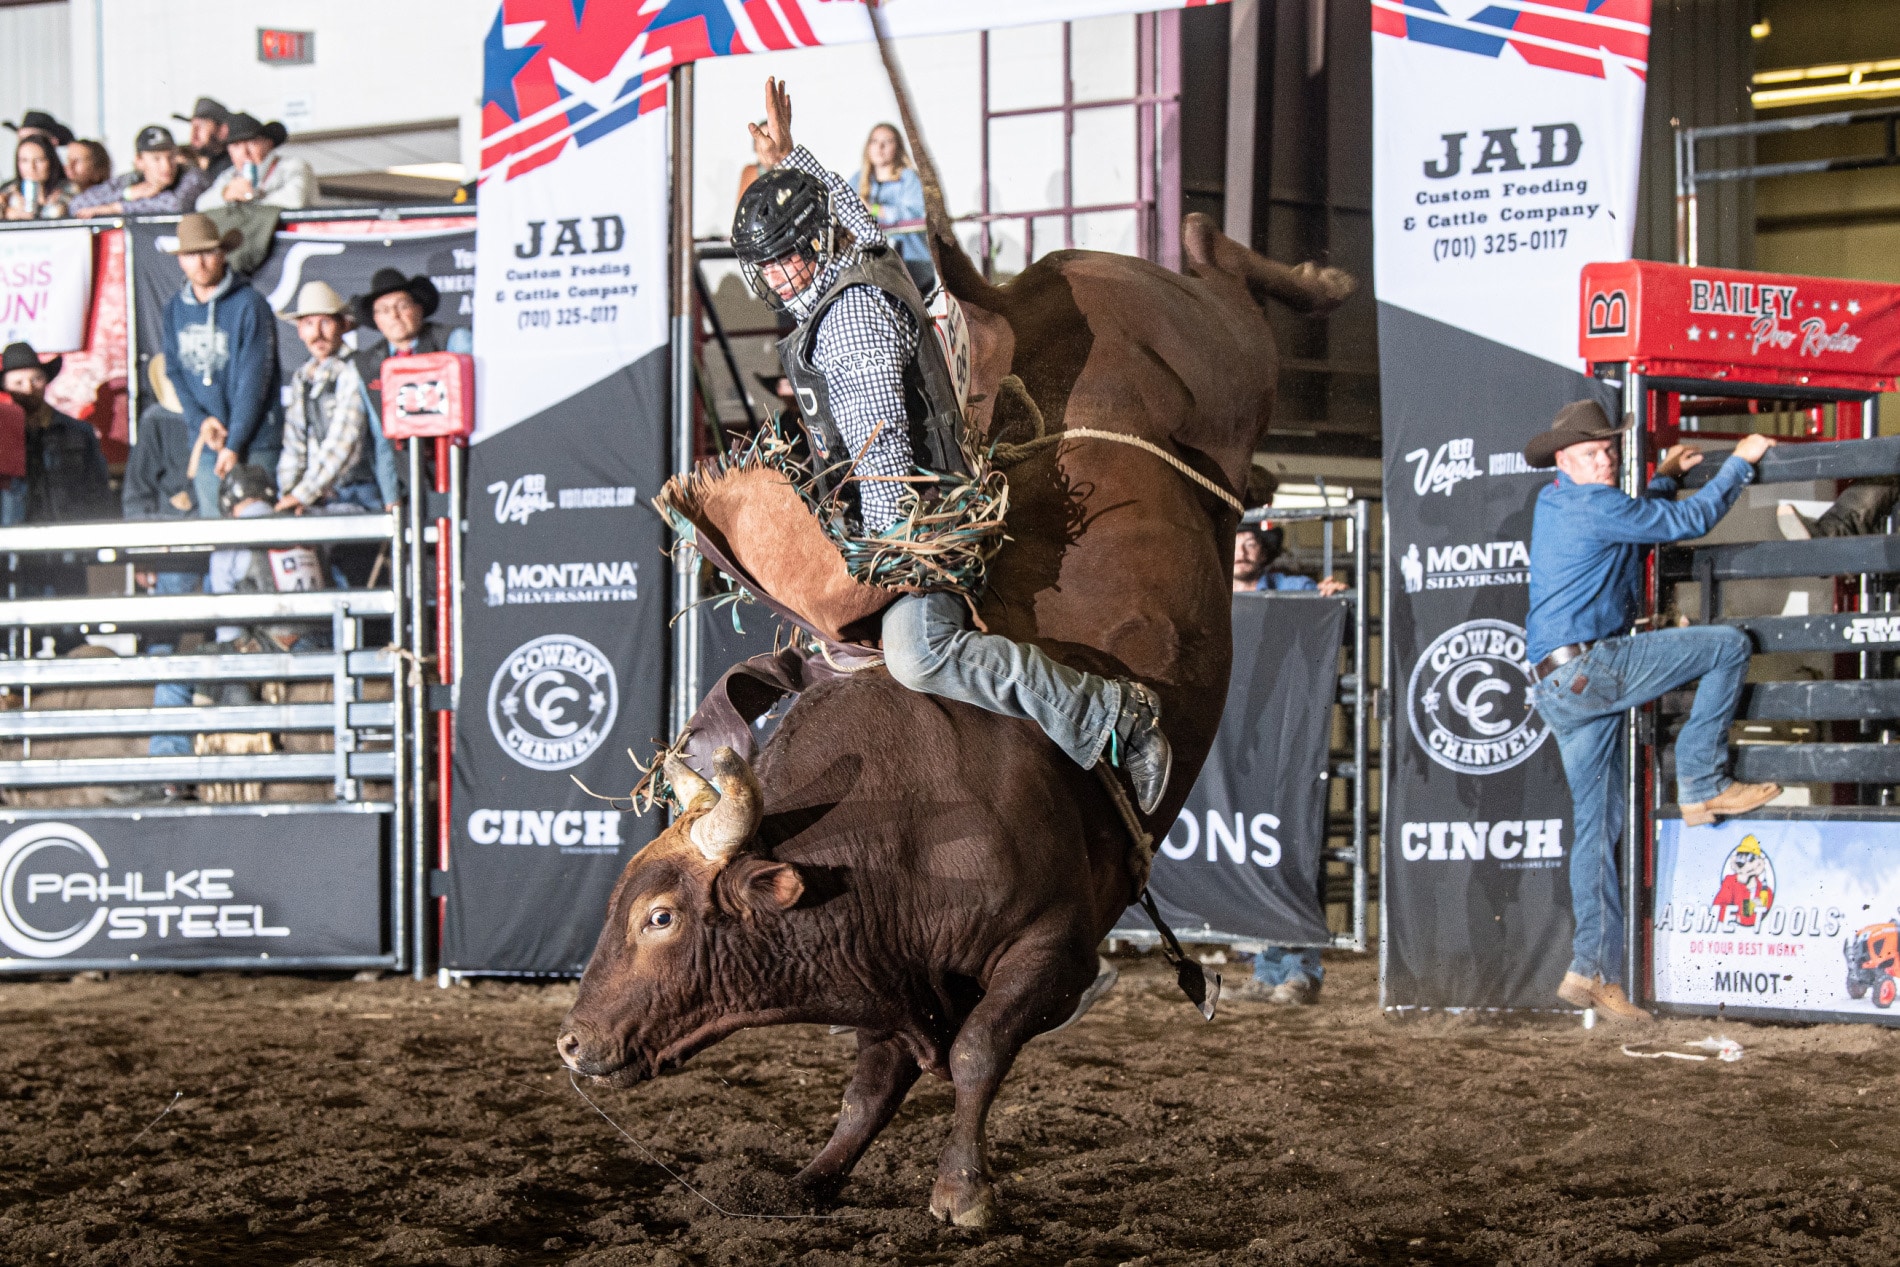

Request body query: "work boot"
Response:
[1680, 780, 1781, 827]
[1114, 681, 1172, 815]
[1556, 971, 1653, 1024]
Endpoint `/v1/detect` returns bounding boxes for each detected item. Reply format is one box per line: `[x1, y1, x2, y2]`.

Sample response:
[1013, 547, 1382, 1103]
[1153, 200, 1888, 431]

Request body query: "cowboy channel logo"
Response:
[1407, 618, 1549, 775]
[0, 822, 289, 959]
[487, 633, 618, 772]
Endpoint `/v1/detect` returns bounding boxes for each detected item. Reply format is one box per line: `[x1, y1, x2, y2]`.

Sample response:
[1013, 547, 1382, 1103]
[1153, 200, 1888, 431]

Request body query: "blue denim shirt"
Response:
[1526, 455, 1754, 663]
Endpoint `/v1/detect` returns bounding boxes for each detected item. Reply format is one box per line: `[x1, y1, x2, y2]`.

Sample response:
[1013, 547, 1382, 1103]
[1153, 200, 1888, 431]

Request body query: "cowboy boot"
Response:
[1114, 681, 1172, 815]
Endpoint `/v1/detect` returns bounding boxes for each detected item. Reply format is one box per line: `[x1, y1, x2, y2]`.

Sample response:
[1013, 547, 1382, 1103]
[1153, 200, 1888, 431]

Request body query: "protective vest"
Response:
[776, 245, 967, 503]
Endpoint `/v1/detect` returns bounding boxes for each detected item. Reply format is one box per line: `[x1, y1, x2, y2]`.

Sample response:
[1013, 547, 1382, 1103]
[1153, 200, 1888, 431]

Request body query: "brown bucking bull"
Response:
[557, 48, 1355, 1229]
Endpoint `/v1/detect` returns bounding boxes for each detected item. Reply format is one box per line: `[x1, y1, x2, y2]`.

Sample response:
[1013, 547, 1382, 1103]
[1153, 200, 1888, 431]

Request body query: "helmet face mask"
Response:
[732, 169, 835, 310]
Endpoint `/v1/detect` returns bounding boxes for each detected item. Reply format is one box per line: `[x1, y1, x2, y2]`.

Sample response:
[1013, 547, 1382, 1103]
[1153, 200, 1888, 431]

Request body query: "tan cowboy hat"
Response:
[1522, 399, 1631, 469]
[147, 352, 183, 414]
[278, 280, 353, 323]
[161, 212, 243, 255]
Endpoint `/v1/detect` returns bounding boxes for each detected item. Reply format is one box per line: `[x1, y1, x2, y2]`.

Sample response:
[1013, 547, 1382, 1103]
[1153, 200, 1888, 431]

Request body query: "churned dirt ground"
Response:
[5, 952, 1900, 1266]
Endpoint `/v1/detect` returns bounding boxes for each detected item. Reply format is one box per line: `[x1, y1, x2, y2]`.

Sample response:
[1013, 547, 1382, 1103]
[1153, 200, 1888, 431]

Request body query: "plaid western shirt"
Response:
[781, 145, 918, 533]
[279, 350, 373, 507]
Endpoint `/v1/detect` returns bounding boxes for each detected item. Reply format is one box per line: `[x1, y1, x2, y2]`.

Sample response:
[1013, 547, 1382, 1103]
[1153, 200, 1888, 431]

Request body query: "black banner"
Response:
[1117, 593, 1344, 944]
[127, 217, 474, 415]
[0, 808, 383, 968]
[444, 349, 669, 974]
[1379, 304, 1618, 1010]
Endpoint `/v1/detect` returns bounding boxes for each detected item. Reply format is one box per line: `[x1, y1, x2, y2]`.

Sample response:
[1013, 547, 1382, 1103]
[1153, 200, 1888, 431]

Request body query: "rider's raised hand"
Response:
[748, 77, 795, 167]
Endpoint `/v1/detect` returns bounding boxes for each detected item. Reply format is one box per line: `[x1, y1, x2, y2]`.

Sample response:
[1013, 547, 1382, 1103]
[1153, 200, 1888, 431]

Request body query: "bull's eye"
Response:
[647, 909, 674, 930]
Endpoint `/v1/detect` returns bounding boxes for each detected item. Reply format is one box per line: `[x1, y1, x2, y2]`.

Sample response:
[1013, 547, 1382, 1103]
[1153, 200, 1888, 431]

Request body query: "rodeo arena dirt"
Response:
[16, 1, 1900, 1264]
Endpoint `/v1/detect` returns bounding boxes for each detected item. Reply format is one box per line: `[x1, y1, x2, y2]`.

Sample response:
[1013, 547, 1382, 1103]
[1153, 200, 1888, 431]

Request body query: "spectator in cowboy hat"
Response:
[6, 109, 75, 148]
[0, 342, 112, 524]
[276, 281, 381, 515]
[72, 125, 212, 218]
[196, 112, 313, 210]
[1523, 399, 1780, 1024]
[354, 267, 471, 506]
[159, 212, 283, 519]
[173, 96, 233, 180]
[1, 135, 75, 220]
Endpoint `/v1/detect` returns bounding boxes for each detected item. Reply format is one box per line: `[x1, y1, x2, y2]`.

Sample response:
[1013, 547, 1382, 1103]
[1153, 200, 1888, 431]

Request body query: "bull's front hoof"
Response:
[929, 1171, 997, 1229]
[1293, 260, 1358, 311]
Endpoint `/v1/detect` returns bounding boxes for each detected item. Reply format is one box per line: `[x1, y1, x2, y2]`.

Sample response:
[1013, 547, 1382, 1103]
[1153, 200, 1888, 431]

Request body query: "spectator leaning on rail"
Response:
[1524, 400, 1781, 1024]
[852, 122, 934, 295]
[354, 268, 471, 508]
[71, 125, 211, 219]
[173, 97, 233, 182]
[1, 135, 76, 220]
[196, 113, 314, 211]
[160, 213, 283, 518]
[276, 281, 381, 515]
[0, 342, 113, 523]
[1233, 522, 1348, 597]
[62, 141, 110, 200]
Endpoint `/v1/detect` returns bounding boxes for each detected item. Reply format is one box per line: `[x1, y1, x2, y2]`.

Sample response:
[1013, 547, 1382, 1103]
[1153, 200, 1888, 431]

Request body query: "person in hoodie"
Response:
[159, 212, 281, 518]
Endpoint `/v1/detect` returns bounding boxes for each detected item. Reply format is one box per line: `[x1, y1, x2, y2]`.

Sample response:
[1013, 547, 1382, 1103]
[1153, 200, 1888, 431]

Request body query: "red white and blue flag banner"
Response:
[1372, 1, 1652, 1012]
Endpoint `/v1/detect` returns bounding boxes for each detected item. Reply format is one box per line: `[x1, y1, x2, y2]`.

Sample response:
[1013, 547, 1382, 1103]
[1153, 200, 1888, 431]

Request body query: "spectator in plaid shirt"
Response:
[274, 282, 380, 514]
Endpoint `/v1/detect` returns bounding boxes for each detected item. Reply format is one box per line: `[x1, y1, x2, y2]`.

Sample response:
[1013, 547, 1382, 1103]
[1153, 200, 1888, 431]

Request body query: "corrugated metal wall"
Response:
[0, 1, 73, 145]
[1634, 0, 1757, 267]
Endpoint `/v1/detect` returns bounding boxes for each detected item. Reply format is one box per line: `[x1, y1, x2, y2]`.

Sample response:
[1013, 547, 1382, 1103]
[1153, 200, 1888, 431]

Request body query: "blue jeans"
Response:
[881, 591, 1122, 769]
[1253, 946, 1323, 986]
[1531, 626, 1752, 983]
[146, 571, 203, 757]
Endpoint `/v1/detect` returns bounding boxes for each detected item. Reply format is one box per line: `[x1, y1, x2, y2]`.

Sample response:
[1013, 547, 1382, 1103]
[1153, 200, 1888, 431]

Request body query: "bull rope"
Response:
[992, 428, 1246, 515]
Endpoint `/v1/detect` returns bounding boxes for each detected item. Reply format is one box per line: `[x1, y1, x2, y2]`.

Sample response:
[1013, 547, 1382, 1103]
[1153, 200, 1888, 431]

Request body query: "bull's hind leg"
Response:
[930, 933, 1097, 1229]
[793, 1033, 922, 1200]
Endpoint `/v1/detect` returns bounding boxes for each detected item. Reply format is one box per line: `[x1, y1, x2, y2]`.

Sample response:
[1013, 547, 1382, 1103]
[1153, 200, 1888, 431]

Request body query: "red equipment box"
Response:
[379, 352, 474, 441]
[1579, 260, 1900, 392]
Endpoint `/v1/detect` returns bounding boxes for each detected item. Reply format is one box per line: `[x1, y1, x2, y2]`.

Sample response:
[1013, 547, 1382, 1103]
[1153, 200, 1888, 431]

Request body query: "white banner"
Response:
[1371, 2, 1649, 370]
[0, 226, 93, 354]
[473, 107, 669, 441]
[1653, 818, 1900, 1019]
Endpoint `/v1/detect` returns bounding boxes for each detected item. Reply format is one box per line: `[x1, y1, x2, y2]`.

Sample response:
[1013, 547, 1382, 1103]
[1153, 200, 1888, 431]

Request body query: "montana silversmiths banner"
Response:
[1374, 1, 1651, 1011]
[1652, 817, 1900, 1026]
[1116, 595, 1343, 946]
[448, 44, 671, 975]
[0, 809, 383, 970]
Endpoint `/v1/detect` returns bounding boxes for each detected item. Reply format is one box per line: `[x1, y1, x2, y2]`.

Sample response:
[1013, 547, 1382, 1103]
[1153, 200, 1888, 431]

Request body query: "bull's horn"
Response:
[689, 746, 762, 863]
[664, 754, 718, 814]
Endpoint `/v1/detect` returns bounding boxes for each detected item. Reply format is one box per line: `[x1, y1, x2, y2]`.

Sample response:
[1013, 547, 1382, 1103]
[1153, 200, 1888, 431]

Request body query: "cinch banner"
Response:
[1116, 594, 1342, 946]
[0, 225, 93, 353]
[1653, 817, 1900, 1026]
[1373, 1, 1652, 1011]
[0, 809, 383, 970]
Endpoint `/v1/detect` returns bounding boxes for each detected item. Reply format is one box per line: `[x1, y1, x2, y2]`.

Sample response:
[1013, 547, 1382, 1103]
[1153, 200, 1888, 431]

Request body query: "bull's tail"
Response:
[870, 8, 1007, 313]
[1181, 212, 1357, 315]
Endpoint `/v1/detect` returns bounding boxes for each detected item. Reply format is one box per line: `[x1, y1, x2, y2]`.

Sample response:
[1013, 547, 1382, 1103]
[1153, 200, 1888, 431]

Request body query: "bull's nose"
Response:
[557, 1030, 584, 1069]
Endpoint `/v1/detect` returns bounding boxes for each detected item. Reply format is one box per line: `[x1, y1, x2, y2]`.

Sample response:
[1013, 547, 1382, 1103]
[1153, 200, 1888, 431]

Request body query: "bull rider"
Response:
[731, 78, 1173, 814]
[1523, 400, 1780, 1023]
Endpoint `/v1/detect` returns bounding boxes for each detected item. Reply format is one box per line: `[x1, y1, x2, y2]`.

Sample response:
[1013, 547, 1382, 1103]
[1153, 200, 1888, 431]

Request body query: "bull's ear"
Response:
[725, 858, 804, 917]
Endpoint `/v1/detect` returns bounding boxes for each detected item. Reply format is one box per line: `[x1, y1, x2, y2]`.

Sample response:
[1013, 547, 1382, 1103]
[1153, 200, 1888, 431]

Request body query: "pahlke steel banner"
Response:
[1373, 1, 1651, 1011]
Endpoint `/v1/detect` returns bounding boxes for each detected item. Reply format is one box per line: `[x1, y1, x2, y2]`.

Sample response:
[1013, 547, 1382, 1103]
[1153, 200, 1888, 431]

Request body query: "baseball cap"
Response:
[136, 125, 177, 153]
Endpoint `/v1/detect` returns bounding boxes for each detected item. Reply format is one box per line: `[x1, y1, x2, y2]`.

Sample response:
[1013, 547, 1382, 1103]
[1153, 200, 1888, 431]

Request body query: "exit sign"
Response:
[257, 28, 314, 64]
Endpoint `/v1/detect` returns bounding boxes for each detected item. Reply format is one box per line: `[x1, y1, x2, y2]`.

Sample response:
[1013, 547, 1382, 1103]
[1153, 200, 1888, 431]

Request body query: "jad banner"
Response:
[0, 225, 92, 353]
[1374, 1, 1651, 1010]
[0, 810, 383, 969]
[1654, 818, 1900, 1025]
[448, 60, 671, 974]
[126, 219, 474, 417]
[1116, 595, 1343, 945]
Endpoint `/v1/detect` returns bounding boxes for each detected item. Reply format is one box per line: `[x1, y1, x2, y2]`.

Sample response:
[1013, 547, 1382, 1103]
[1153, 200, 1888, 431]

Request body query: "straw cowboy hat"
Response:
[1, 341, 61, 383]
[161, 212, 242, 256]
[278, 280, 353, 323]
[1522, 399, 1631, 469]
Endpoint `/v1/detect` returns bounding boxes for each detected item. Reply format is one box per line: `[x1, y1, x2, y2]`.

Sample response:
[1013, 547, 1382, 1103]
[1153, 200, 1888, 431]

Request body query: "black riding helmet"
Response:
[219, 463, 276, 516]
[732, 167, 834, 310]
